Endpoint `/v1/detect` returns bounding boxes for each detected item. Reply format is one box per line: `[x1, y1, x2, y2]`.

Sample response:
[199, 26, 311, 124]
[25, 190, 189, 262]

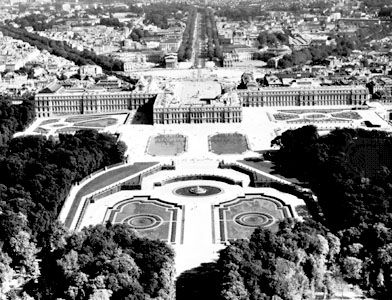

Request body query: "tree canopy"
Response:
[30, 223, 174, 300]
[217, 220, 341, 300]
[269, 126, 392, 298]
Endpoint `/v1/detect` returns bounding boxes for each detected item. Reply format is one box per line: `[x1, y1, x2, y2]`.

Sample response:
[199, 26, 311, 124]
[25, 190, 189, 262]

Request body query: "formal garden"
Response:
[273, 109, 363, 123]
[30, 113, 127, 135]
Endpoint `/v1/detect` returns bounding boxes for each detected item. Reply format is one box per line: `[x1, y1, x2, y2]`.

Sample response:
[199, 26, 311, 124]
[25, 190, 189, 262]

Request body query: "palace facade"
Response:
[35, 88, 155, 118]
[153, 92, 242, 124]
[238, 85, 368, 107]
[35, 78, 369, 123]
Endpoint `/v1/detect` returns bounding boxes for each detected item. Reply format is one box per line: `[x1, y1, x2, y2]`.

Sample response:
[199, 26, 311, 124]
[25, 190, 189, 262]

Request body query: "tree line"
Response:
[0, 25, 123, 72]
[177, 7, 197, 62]
[205, 8, 223, 62]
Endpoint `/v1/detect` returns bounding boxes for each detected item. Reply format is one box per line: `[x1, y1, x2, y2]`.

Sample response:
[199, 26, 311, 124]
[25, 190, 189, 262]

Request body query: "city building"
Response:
[165, 53, 178, 69]
[79, 65, 103, 78]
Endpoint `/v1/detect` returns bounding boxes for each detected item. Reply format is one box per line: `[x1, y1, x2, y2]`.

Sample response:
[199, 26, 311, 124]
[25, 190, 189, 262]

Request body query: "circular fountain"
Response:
[189, 186, 207, 195]
[174, 185, 222, 197]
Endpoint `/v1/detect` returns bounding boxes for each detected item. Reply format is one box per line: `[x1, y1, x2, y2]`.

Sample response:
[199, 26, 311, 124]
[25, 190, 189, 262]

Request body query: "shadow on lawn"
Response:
[176, 263, 220, 300]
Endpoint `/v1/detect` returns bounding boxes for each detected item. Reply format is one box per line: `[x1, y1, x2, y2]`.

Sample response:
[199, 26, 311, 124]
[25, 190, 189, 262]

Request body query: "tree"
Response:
[0, 249, 14, 296]
[342, 257, 363, 281]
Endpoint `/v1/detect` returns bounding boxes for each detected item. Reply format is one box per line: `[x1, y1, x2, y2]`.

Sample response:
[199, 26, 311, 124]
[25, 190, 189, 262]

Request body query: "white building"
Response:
[79, 65, 103, 78]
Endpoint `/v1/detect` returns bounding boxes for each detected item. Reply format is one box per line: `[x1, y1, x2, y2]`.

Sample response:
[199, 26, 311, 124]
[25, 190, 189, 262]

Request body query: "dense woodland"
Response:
[217, 220, 342, 300]
[0, 97, 174, 299]
[0, 26, 123, 72]
[267, 126, 392, 299]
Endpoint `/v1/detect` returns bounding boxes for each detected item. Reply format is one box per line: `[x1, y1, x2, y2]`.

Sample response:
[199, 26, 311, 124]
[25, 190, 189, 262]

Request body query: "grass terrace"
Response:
[209, 133, 248, 155]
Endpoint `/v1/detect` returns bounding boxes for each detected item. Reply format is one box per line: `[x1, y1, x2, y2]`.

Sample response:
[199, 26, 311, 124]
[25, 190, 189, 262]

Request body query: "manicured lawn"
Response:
[209, 133, 248, 154]
[147, 134, 187, 156]
[64, 162, 158, 228]
[75, 118, 117, 128]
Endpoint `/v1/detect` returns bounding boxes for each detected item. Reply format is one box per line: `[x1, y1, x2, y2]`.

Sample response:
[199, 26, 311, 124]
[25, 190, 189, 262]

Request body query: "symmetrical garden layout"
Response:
[60, 160, 305, 258]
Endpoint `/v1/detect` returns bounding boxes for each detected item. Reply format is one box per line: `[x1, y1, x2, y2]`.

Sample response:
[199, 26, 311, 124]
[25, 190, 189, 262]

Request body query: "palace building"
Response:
[35, 75, 369, 122]
[238, 85, 368, 107]
[35, 78, 158, 118]
[153, 90, 242, 124]
[153, 80, 242, 124]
